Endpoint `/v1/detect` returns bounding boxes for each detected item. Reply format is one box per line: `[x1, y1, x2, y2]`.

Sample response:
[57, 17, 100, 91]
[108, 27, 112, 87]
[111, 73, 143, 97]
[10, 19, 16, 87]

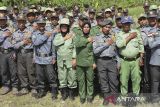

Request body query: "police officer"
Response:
[147, 14, 160, 103]
[88, 8, 97, 27]
[104, 8, 112, 19]
[116, 16, 144, 99]
[26, 9, 36, 31]
[0, 14, 18, 95]
[53, 18, 77, 101]
[141, 11, 157, 93]
[93, 19, 119, 105]
[117, 6, 123, 13]
[123, 8, 129, 17]
[143, 1, 150, 15]
[137, 14, 148, 31]
[0, 6, 7, 16]
[112, 13, 122, 34]
[12, 15, 36, 96]
[90, 11, 104, 36]
[10, 5, 20, 30]
[46, 13, 59, 32]
[32, 19, 58, 100]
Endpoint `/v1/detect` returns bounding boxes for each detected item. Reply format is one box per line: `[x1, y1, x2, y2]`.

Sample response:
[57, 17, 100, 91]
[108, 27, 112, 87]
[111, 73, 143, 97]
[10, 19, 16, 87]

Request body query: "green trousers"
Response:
[76, 66, 94, 99]
[120, 58, 141, 96]
[58, 63, 77, 89]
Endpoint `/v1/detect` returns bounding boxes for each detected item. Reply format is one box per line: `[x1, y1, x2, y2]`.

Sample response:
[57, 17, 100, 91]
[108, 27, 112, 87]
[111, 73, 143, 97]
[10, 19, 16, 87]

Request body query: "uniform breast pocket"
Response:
[65, 40, 74, 49]
[131, 39, 139, 48]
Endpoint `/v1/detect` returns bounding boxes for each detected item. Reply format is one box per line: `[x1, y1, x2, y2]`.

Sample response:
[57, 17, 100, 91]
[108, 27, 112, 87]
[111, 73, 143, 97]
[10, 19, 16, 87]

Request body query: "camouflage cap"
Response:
[26, 9, 35, 16]
[99, 19, 113, 27]
[45, 7, 53, 12]
[143, 2, 150, 7]
[59, 18, 70, 25]
[17, 15, 26, 21]
[30, 5, 37, 9]
[105, 8, 112, 13]
[115, 13, 122, 19]
[138, 13, 147, 19]
[123, 8, 128, 13]
[51, 12, 59, 18]
[110, 6, 115, 11]
[79, 14, 89, 21]
[37, 19, 46, 24]
[0, 6, 7, 11]
[147, 11, 157, 18]
[117, 6, 122, 9]
[89, 8, 96, 13]
[96, 11, 104, 18]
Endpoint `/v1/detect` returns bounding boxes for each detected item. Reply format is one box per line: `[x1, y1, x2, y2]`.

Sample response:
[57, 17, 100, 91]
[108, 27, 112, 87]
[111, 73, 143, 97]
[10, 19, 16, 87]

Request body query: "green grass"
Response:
[0, 91, 160, 107]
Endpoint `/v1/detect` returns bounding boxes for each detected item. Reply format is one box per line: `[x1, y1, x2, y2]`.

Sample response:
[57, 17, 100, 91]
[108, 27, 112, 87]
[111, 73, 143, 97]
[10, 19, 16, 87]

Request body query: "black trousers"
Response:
[17, 52, 36, 89]
[141, 47, 151, 93]
[0, 52, 18, 88]
[150, 65, 160, 95]
[96, 58, 119, 97]
[35, 64, 57, 90]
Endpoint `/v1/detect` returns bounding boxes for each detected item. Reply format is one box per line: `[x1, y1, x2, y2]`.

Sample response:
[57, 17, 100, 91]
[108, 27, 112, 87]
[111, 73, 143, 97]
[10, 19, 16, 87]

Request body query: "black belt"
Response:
[0, 48, 13, 54]
[120, 54, 140, 61]
[36, 53, 52, 57]
[98, 56, 115, 60]
[20, 49, 33, 53]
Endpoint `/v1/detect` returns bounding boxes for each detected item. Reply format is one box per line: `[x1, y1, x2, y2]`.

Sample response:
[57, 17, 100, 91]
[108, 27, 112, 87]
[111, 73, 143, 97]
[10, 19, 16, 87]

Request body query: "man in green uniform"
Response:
[72, 15, 88, 36]
[90, 12, 104, 36]
[116, 17, 144, 99]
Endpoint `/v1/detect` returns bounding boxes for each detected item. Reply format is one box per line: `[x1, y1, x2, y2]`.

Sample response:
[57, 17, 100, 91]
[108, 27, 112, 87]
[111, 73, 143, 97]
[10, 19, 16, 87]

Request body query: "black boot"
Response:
[69, 88, 75, 100]
[51, 87, 58, 101]
[87, 97, 93, 103]
[103, 93, 109, 105]
[61, 87, 68, 101]
[34, 89, 47, 99]
[80, 98, 86, 104]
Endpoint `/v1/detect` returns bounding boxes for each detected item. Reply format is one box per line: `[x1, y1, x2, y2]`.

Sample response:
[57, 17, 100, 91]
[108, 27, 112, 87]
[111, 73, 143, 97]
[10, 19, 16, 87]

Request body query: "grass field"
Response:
[0, 91, 160, 107]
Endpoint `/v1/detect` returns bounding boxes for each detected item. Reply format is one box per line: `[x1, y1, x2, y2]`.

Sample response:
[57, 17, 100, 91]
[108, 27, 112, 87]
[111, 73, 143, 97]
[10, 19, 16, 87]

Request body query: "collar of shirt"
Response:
[17, 28, 28, 33]
[101, 33, 112, 39]
[0, 27, 10, 32]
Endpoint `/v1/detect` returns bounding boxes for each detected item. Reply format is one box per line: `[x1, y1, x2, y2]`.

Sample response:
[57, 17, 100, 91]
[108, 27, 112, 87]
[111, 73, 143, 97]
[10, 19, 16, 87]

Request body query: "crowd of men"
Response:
[0, 1, 160, 106]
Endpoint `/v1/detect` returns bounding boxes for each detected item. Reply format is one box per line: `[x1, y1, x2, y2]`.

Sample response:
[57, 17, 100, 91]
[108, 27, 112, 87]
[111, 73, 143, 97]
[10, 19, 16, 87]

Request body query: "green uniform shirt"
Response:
[73, 34, 95, 67]
[116, 29, 144, 58]
[72, 26, 83, 36]
[53, 33, 76, 68]
[90, 25, 101, 36]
